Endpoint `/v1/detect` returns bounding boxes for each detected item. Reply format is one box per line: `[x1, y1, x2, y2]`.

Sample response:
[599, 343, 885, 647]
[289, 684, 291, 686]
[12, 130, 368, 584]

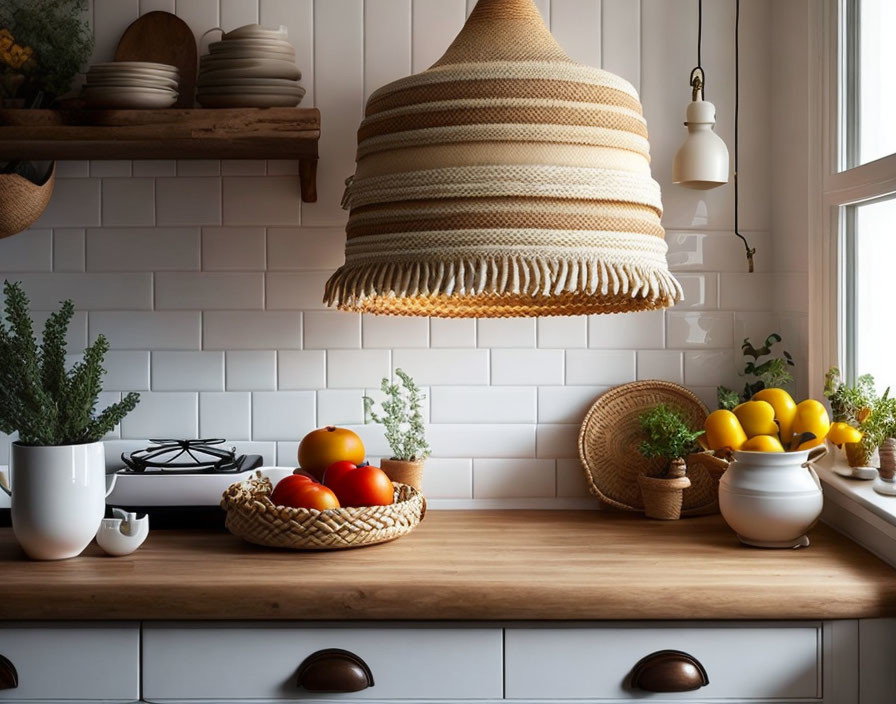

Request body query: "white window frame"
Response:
[810, 0, 896, 561]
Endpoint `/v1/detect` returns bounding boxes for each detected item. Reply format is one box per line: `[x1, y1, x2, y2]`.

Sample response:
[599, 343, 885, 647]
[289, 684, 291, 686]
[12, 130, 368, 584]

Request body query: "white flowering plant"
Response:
[363, 368, 430, 462]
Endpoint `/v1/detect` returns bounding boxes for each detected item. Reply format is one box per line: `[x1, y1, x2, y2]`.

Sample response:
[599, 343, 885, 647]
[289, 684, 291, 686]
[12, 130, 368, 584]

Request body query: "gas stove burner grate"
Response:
[121, 438, 246, 473]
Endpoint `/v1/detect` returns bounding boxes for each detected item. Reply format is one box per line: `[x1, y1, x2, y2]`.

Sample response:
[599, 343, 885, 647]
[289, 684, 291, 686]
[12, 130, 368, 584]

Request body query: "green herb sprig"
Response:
[638, 403, 705, 465]
[717, 333, 795, 409]
[363, 368, 430, 462]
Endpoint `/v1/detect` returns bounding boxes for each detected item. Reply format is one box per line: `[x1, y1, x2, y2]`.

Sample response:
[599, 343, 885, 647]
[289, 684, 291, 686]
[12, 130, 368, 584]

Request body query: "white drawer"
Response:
[505, 623, 821, 700]
[142, 623, 503, 701]
[0, 623, 140, 701]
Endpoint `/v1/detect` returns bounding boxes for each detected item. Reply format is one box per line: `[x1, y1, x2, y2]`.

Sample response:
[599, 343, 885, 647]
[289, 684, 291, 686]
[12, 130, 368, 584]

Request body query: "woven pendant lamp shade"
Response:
[324, 0, 682, 317]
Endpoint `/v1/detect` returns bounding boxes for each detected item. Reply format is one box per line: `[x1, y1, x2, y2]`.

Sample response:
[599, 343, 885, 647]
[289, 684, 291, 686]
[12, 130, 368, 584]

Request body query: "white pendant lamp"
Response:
[672, 0, 729, 190]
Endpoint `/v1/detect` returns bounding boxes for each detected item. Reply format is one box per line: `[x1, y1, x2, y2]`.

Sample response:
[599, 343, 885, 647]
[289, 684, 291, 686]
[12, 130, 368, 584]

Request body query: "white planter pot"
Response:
[3, 442, 115, 560]
[718, 447, 825, 549]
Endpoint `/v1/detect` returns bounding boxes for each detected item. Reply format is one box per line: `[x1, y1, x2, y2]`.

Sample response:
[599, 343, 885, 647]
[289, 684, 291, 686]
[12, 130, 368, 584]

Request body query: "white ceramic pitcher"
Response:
[0, 442, 117, 560]
[717, 446, 826, 549]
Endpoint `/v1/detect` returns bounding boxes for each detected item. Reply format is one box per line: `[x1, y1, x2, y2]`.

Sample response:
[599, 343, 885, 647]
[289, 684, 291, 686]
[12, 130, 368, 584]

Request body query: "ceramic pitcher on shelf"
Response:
[1, 442, 117, 560]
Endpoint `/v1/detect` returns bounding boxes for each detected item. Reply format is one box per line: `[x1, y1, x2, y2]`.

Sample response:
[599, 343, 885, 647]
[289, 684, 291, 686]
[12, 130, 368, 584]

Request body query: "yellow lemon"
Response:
[752, 388, 797, 446]
[733, 400, 780, 438]
[827, 421, 863, 446]
[792, 399, 831, 450]
[740, 435, 785, 452]
[704, 409, 748, 451]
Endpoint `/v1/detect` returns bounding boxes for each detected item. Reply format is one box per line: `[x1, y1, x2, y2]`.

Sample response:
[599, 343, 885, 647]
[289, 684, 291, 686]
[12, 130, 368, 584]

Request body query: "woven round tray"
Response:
[579, 380, 718, 516]
[221, 475, 426, 550]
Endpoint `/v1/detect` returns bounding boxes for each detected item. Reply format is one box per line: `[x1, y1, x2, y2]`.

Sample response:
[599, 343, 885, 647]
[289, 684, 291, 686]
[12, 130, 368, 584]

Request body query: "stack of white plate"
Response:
[197, 24, 305, 108]
[84, 61, 179, 109]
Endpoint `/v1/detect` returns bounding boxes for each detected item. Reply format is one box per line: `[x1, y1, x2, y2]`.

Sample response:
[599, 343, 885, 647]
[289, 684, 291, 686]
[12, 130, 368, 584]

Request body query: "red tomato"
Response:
[323, 461, 394, 508]
[270, 474, 340, 510]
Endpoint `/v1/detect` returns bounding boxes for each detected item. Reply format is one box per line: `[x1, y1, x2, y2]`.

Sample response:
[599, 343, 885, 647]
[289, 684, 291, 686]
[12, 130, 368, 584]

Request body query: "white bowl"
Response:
[87, 74, 179, 90]
[89, 67, 181, 83]
[91, 61, 179, 75]
[84, 86, 178, 109]
[223, 24, 288, 41]
[198, 58, 300, 80]
[209, 38, 295, 54]
[197, 92, 302, 108]
[204, 49, 295, 62]
[198, 84, 304, 95]
[198, 76, 298, 88]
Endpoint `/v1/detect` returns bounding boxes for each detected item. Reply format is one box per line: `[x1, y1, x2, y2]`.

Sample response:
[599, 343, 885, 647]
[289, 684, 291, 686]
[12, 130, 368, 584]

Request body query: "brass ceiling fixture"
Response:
[324, 0, 682, 317]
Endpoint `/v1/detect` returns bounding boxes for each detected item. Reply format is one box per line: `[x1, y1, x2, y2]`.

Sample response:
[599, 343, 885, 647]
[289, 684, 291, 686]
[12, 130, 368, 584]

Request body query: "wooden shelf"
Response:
[0, 107, 320, 202]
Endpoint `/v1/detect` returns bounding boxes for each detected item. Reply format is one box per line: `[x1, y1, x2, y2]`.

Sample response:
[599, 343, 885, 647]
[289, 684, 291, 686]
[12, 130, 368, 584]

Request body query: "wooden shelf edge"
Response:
[0, 108, 321, 202]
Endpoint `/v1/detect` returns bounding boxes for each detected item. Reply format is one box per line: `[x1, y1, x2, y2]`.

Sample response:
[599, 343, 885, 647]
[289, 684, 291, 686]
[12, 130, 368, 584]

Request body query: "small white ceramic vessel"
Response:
[2, 442, 116, 560]
[718, 446, 826, 549]
[96, 508, 149, 556]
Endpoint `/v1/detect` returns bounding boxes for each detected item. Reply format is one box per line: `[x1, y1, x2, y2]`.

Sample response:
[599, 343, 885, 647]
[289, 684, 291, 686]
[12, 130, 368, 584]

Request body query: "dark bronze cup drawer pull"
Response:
[0, 655, 18, 690]
[630, 649, 709, 692]
[296, 648, 374, 693]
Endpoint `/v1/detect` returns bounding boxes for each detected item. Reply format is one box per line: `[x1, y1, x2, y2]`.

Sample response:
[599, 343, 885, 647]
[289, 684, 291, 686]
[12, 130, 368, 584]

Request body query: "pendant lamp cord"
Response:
[689, 0, 705, 101]
[733, 0, 756, 272]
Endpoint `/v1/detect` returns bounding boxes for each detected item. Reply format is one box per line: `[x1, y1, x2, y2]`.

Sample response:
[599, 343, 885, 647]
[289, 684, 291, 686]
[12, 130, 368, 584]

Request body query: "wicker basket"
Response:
[637, 474, 691, 520]
[0, 163, 55, 239]
[221, 475, 426, 550]
[579, 380, 718, 516]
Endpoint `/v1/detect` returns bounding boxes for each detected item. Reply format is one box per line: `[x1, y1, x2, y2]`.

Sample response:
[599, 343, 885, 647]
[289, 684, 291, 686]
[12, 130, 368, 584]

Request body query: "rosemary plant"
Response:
[0, 280, 140, 446]
[363, 368, 430, 462]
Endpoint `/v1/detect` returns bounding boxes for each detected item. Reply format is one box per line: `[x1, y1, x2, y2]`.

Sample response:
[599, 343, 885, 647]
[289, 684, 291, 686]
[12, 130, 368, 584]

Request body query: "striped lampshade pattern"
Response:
[324, 0, 682, 318]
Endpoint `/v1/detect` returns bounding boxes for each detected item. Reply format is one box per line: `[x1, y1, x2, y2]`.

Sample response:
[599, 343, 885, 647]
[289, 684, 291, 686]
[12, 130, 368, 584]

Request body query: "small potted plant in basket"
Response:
[636, 403, 705, 520]
[0, 281, 140, 559]
[363, 369, 430, 491]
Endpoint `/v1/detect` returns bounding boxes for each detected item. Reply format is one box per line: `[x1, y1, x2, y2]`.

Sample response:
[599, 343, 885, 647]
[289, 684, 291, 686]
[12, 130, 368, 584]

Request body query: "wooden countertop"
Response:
[2, 511, 896, 621]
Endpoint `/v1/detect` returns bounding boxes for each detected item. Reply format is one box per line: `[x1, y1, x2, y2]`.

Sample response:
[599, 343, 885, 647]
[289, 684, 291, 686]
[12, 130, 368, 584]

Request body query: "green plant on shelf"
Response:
[0, 280, 140, 446]
[717, 333, 795, 410]
[824, 366, 896, 459]
[638, 403, 704, 476]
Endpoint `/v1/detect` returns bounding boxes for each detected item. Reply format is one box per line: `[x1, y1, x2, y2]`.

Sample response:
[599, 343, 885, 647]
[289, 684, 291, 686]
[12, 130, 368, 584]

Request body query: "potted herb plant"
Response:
[823, 367, 889, 472]
[0, 281, 140, 559]
[717, 333, 795, 410]
[636, 403, 705, 520]
[363, 369, 430, 491]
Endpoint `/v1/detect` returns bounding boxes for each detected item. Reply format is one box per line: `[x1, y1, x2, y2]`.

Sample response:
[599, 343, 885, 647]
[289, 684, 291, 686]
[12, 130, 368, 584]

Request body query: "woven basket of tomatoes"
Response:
[221, 473, 425, 550]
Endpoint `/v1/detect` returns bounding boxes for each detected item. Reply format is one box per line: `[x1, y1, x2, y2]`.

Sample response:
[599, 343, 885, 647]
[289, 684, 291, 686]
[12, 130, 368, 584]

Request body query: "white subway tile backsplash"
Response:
[92, 0, 139, 64]
[473, 459, 555, 499]
[266, 271, 331, 310]
[556, 458, 592, 499]
[222, 160, 267, 176]
[420, 458, 472, 499]
[477, 318, 536, 348]
[259, 0, 313, 103]
[132, 160, 176, 177]
[675, 273, 719, 310]
[365, 0, 412, 100]
[566, 350, 636, 385]
[176, 161, 220, 176]
[152, 351, 225, 392]
[684, 350, 737, 387]
[205, 311, 301, 350]
[491, 349, 563, 385]
[276, 441, 300, 466]
[202, 228, 266, 271]
[278, 350, 327, 389]
[601, 0, 641, 91]
[394, 349, 488, 385]
[121, 392, 198, 439]
[363, 315, 428, 348]
[537, 386, 604, 424]
[252, 391, 316, 441]
[537, 316, 588, 348]
[430, 318, 476, 348]
[156, 177, 221, 226]
[341, 423, 392, 457]
[35, 179, 101, 227]
[90, 161, 131, 178]
[174, 0, 219, 55]
[0, 229, 51, 271]
[429, 423, 536, 458]
[588, 310, 664, 349]
[733, 312, 778, 349]
[536, 424, 579, 459]
[102, 351, 151, 391]
[304, 311, 361, 349]
[156, 272, 264, 310]
[54, 161, 89, 178]
[233, 441, 276, 466]
[3, 273, 152, 311]
[666, 231, 773, 274]
[32, 311, 87, 353]
[199, 392, 251, 440]
[327, 349, 391, 388]
[91, 311, 201, 350]
[666, 311, 734, 348]
[267, 227, 345, 270]
[431, 387, 537, 424]
[101, 179, 155, 227]
[221, 0, 259, 31]
[552, 0, 601, 65]
[227, 350, 277, 391]
[720, 273, 776, 312]
[86, 228, 200, 271]
[267, 161, 300, 175]
[637, 350, 684, 383]
[222, 177, 301, 226]
[317, 389, 364, 425]
[53, 228, 85, 272]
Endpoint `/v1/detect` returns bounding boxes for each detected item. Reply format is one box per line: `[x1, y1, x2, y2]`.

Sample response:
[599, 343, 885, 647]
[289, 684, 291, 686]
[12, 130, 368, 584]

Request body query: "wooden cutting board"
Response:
[115, 11, 197, 109]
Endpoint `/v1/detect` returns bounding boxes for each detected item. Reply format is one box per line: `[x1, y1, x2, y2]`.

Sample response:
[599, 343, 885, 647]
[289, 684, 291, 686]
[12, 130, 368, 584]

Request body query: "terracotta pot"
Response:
[637, 471, 691, 521]
[380, 458, 424, 492]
